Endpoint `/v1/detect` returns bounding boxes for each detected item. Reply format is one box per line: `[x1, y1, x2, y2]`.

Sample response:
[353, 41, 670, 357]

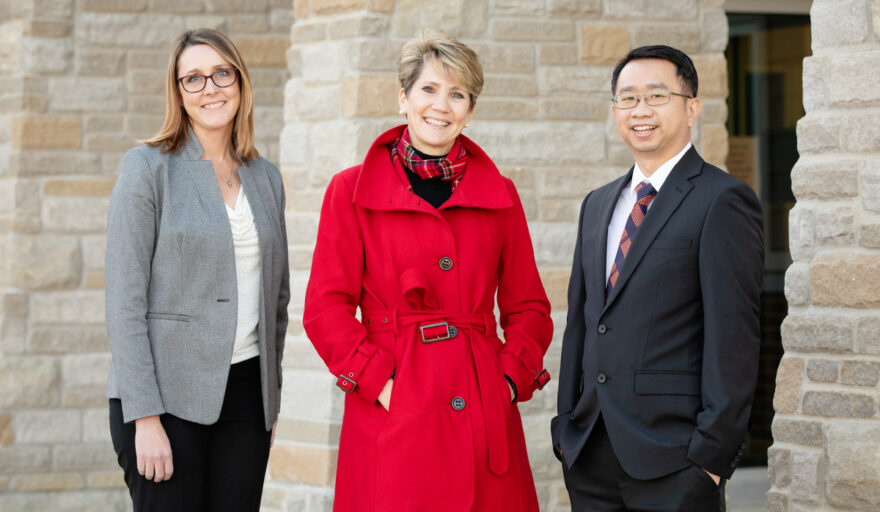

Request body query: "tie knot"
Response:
[635, 180, 656, 200]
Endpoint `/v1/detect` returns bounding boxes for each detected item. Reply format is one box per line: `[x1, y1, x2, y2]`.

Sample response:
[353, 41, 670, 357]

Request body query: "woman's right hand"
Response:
[377, 378, 393, 411]
[134, 415, 174, 482]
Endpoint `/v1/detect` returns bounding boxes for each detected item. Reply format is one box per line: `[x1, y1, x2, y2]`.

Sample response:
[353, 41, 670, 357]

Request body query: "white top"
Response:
[605, 143, 692, 283]
[225, 186, 261, 364]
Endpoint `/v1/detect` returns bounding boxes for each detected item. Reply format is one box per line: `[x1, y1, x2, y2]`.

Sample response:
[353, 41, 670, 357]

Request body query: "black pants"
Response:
[109, 356, 271, 512]
[562, 416, 725, 512]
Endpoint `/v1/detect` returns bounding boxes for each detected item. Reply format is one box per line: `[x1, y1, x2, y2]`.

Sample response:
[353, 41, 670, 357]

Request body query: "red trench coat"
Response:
[304, 125, 553, 511]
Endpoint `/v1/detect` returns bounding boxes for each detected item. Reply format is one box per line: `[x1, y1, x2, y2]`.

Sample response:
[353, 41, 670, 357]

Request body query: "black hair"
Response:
[611, 45, 698, 97]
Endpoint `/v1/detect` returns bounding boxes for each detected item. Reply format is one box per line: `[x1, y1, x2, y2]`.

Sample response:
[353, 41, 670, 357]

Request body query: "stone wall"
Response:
[274, 1, 729, 510]
[768, 0, 880, 510]
[0, 1, 291, 510]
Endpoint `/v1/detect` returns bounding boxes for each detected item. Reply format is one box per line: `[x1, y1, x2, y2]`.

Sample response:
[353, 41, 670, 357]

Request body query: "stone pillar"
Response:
[276, 1, 729, 510]
[0, 1, 291, 510]
[768, 1, 880, 511]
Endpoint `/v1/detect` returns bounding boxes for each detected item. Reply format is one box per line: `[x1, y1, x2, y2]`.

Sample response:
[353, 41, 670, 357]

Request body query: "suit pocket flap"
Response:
[146, 312, 192, 322]
[634, 372, 700, 395]
[651, 237, 692, 249]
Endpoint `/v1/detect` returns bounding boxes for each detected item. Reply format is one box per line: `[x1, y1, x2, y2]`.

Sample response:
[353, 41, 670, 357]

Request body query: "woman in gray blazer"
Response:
[105, 28, 289, 512]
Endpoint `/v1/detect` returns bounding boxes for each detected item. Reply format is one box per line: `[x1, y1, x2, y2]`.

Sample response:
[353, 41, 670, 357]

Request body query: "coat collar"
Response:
[603, 145, 704, 310]
[352, 125, 513, 212]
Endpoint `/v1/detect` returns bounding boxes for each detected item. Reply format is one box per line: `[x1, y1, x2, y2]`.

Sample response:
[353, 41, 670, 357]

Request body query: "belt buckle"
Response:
[419, 321, 458, 343]
[534, 369, 551, 390]
[336, 374, 357, 393]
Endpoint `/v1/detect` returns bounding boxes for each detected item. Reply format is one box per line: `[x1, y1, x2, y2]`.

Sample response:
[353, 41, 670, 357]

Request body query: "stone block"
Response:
[483, 74, 538, 97]
[781, 312, 853, 353]
[700, 99, 726, 124]
[0, 490, 129, 512]
[2, 293, 29, 317]
[86, 133, 139, 153]
[547, 0, 600, 15]
[701, 8, 728, 52]
[20, 37, 73, 74]
[801, 56, 826, 113]
[814, 206, 854, 246]
[489, 0, 545, 15]
[841, 111, 880, 153]
[806, 359, 838, 383]
[147, 0, 204, 13]
[350, 39, 399, 72]
[44, 179, 115, 197]
[29, 326, 108, 354]
[493, 19, 574, 42]
[772, 417, 824, 448]
[856, 316, 880, 355]
[467, 121, 604, 166]
[790, 158, 859, 200]
[391, 0, 487, 39]
[602, 0, 698, 20]
[631, 23, 700, 54]
[579, 24, 630, 66]
[691, 54, 726, 97]
[469, 43, 535, 74]
[268, 443, 337, 485]
[229, 14, 271, 34]
[80, 0, 147, 11]
[787, 205, 814, 262]
[48, 77, 126, 112]
[294, 0, 308, 18]
[42, 197, 109, 234]
[234, 36, 289, 68]
[767, 446, 791, 488]
[11, 409, 82, 443]
[700, 124, 727, 167]
[0, 445, 51, 473]
[863, 160, 880, 212]
[790, 448, 824, 503]
[827, 51, 880, 108]
[7, 235, 80, 290]
[12, 115, 81, 150]
[311, 0, 393, 14]
[539, 268, 571, 310]
[475, 99, 538, 120]
[538, 66, 608, 96]
[811, 0, 869, 49]
[811, 252, 880, 308]
[772, 356, 803, 414]
[327, 13, 388, 39]
[87, 471, 126, 489]
[84, 272, 105, 289]
[861, 221, 880, 249]
[803, 391, 876, 418]
[85, 115, 124, 134]
[784, 262, 809, 306]
[301, 41, 349, 85]
[22, 19, 73, 38]
[825, 422, 880, 509]
[530, 222, 578, 266]
[126, 49, 167, 69]
[83, 407, 110, 442]
[53, 442, 118, 471]
[0, 317, 27, 355]
[276, 418, 341, 445]
[840, 360, 880, 387]
[0, 356, 59, 408]
[538, 44, 577, 66]
[0, 414, 13, 446]
[291, 20, 327, 43]
[76, 13, 186, 46]
[29, 291, 104, 324]
[765, 490, 788, 512]
[79, 49, 126, 78]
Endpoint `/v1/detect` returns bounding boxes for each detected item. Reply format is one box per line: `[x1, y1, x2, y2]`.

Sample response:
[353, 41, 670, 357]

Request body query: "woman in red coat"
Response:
[304, 29, 553, 511]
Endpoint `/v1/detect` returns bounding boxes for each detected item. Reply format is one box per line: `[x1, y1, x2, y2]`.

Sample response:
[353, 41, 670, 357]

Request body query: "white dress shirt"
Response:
[226, 186, 262, 364]
[605, 143, 692, 283]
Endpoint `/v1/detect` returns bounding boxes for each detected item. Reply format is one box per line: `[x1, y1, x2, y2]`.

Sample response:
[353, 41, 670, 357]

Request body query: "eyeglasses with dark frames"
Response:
[177, 68, 238, 93]
[612, 88, 693, 109]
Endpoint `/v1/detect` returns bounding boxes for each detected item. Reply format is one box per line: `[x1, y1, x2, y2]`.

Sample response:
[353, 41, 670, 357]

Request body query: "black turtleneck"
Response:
[403, 147, 453, 209]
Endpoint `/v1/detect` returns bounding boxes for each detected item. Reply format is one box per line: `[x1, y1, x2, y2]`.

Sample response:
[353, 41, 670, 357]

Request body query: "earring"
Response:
[398, 109, 404, 115]
[465, 122, 469, 128]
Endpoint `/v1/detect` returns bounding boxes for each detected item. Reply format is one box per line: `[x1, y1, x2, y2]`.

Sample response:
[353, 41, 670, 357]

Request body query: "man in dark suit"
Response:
[551, 45, 764, 511]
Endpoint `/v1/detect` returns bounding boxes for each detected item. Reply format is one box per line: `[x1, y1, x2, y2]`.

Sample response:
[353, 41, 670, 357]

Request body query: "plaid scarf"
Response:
[391, 127, 469, 191]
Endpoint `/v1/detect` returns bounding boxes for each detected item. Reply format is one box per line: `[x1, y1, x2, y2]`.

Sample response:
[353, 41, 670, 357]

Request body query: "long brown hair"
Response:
[143, 28, 258, 161]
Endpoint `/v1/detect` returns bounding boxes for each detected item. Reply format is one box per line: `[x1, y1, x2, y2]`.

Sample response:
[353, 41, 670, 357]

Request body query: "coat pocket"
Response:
[145, 312, 192, 322]
[634, 371, 700, 396]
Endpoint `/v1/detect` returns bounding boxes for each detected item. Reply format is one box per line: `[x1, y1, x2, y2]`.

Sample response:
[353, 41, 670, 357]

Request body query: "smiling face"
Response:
[612, 58, 701, 175]
[177, 44, 240, 140]
[398, 59, 474, 156]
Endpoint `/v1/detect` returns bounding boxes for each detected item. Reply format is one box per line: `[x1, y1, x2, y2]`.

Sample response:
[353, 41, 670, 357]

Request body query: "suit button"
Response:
[596, 373, 607, 384]
[597, 324, 607, 334]
[438, 257, 454, 271]
[451, 397, 465, 410]
[730, 461, 736, 468]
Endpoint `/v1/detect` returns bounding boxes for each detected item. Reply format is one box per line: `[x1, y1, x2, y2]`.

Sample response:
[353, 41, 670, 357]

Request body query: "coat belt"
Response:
[362, 309, 510, 476]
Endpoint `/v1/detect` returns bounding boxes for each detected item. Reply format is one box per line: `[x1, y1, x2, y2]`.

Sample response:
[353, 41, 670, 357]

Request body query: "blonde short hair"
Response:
[143, 28, 258, 161]
[398, 28, 484, 110]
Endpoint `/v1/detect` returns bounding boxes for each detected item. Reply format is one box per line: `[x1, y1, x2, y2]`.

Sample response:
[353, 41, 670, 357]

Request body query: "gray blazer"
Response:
[105, 133, 290, 430]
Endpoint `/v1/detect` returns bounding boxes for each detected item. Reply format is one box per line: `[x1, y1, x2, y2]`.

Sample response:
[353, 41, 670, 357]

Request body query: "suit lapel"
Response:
[604, 147, 703, 309]
[592, 170, 632, 302]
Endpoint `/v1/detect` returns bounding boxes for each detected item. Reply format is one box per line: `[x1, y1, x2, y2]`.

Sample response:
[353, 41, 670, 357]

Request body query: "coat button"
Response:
[438, 256, 454, 271]
[451, 397, 465, 410]
[596, 373, 607, 384]
[597, 324, 607, 334]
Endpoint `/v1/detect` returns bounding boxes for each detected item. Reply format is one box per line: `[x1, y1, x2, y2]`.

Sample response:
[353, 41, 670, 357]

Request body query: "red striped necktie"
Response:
[606, 180, 657, 298]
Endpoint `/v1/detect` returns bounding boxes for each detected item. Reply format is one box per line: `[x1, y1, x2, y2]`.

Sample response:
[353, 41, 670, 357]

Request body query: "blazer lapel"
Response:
[604, 148, 703, 309]
[238, 163, 275, 278]
[178, 135, 231, 236]
[593, 170, 632, 303]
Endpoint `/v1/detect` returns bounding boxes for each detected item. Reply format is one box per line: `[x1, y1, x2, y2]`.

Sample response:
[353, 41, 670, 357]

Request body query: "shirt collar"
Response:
[630, 142, 692, 194]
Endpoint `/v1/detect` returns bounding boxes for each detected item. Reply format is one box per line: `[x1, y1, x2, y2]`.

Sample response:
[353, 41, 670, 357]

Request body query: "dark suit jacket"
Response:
[551, 147, 763, 480]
